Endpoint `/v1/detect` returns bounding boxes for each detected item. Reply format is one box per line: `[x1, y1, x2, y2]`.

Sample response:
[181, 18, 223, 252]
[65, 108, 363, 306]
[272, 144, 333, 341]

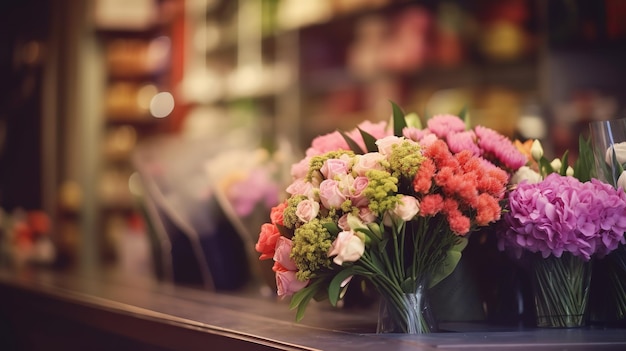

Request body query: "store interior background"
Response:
[1, 0, 626, 300]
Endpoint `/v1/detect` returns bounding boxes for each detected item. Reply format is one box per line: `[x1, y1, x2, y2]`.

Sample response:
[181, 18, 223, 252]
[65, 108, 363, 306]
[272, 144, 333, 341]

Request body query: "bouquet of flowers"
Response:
[498, 139, 626, 327]
[256, 103, 526, 333]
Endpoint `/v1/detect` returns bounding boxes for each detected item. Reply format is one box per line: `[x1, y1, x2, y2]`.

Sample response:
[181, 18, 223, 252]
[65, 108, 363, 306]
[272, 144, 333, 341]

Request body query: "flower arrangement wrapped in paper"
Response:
[255, 103, 527, 333]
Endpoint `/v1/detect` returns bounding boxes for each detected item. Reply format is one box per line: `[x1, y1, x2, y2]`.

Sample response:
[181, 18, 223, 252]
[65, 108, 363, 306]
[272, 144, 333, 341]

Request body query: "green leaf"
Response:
[574, 136, 595, 182]
[369, 251, 385, 270]
[559, 150, 569, 176]
[539, 157, 554, 177]
[328, 268, 357, 306]
[275, 224, 293, 239]
[458, 105, 468, 122]
[322, 222, 341, 236]
[611, 146, 624, 185]
[358, 128, 379, 153]
[378, 238, 389, 252]
[429, 237, 468, 288]
[391, 101, 407, 137]
[289, 284, 313, 310]
[339, 130, 366, 154]
[289, 281, 323, 322]
[354, 227, 379, 244]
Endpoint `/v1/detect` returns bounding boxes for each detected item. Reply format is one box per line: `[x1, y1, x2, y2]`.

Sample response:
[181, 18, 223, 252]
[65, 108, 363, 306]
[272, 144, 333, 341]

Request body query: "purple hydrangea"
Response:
[499, 173, 626, 261]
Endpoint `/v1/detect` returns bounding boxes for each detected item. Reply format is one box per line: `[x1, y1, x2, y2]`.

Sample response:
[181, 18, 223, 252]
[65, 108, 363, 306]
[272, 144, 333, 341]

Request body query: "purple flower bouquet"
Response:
[498, 173, 626, 327]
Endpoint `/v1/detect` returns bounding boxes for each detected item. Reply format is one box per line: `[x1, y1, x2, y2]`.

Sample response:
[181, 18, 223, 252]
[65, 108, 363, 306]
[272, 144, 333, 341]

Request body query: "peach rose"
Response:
[255, 223, 281, 260]
[270, 202, 287, 226]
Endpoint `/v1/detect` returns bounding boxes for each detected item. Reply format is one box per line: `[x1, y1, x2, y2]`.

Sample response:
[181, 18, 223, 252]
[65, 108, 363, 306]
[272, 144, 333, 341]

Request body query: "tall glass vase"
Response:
[376, 280, 438, 334]
[589, 118, 626, 326]
[590, 245, 626, 325]
[589, 117, 626, 185]
[530, 253, 592, 328]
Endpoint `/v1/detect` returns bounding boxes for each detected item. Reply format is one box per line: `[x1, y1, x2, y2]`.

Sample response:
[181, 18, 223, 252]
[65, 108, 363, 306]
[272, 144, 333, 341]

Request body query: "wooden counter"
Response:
[1, 266, 625, 350]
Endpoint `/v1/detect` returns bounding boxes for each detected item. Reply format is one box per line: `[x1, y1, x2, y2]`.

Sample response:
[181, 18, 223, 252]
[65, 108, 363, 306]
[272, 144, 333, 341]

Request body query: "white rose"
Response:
[352, 153, 386, 176]
[605, 142, 626, 167]
[393, 195, 420, 221]
[328, 230, 365, 265]
[510, 166, 542, 184]
[375, 136, 404, 156]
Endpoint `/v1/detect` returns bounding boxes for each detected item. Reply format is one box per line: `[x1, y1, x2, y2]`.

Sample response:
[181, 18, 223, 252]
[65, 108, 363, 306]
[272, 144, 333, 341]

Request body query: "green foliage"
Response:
[573, 135, 595, 183]
[358, 128, 379, 153]
[391, 101, 408, 137]
[340, 130, 366, 154]
[429, 237, 468, 288]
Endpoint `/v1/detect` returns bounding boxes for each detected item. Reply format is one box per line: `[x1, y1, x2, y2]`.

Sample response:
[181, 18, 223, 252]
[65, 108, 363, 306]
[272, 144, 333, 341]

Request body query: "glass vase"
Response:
[589, 117, 626, 186]
[530, 253, 592, 328]
[606, 246, 626, 323]
[590, 245, 626, 325]
[376, 281, 438, 334]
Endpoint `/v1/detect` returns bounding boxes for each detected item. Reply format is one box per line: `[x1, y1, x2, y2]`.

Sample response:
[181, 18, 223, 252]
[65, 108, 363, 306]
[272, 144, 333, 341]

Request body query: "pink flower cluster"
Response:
[499, 173, 626, 261]
[291, 120, 389, 178]
[403, 114, 527, 172]
[413, 140, 508, 235]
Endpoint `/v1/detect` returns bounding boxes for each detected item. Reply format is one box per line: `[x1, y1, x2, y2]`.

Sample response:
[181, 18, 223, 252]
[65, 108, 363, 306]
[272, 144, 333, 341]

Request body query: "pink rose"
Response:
[286, 179, 315, 197]
[328, 230, 365, 265]
[337, 174, 355, 197]
[358, 207, 377, 224]
[353, 153, 386, 176]
[350, 176, 369, 207]
[273, 237, 297, 271]
[321, 158, 350, 179]
[338, 214, 349, 231]
[375, 136, 404, 156]
[319, 179, 347, 209]
[274, 265, 308, 297]
[296, 199, 320, 223]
